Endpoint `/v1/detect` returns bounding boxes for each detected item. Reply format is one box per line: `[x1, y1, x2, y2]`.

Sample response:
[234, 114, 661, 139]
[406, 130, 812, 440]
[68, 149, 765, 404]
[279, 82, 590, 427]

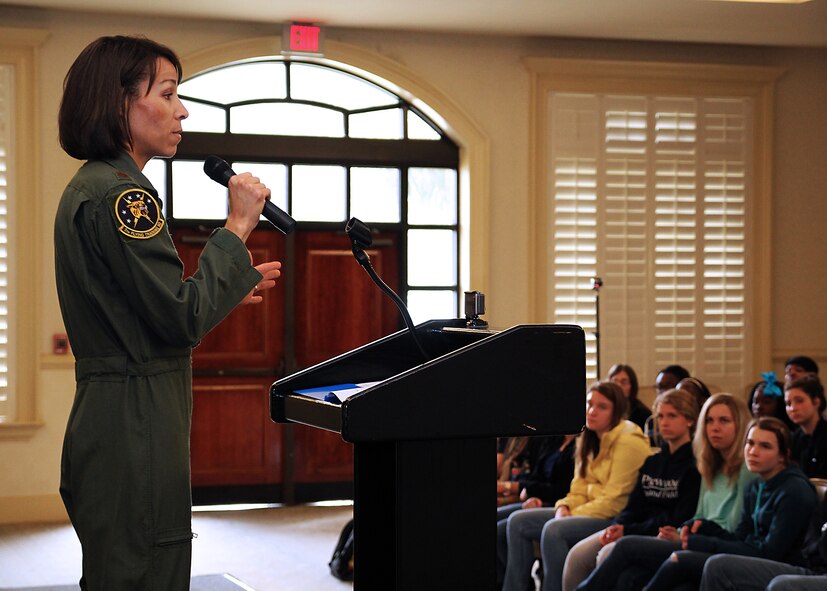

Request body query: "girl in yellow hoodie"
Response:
[501, 381, 653, 591]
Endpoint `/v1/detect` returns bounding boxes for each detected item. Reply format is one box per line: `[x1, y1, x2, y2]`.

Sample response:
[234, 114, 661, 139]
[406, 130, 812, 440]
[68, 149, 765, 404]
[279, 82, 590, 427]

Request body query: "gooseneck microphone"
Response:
[345, 217, 430, 363]
[203, 156, 296, 235]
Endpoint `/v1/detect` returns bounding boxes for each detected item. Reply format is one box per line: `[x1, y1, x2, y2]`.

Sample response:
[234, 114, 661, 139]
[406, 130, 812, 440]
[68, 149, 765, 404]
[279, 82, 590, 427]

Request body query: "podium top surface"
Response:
[270, 320, 586, 442]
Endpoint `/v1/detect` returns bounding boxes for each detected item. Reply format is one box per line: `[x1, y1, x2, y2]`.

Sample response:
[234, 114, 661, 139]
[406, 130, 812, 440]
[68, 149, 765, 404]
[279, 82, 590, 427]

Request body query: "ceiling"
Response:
[6, 0, 827, 48]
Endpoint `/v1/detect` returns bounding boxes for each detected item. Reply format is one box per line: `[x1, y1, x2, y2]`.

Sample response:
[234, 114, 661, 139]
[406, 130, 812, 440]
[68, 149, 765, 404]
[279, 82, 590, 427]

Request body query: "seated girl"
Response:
[498, 434, 577, 513]
[647, 376, 710, 446]
[576, 393, 754, 591]
[784, 355, 819, 385]
[785, 375, 827, 478]
[500, 381, 653, 591]
[748, 371, 794, 430]
[496, 434, 577, 584]
[642, 416, 818, 591]
[560, 389, 701, 591]
[608, 364, 649, 430]
[498, 436, 531, 506]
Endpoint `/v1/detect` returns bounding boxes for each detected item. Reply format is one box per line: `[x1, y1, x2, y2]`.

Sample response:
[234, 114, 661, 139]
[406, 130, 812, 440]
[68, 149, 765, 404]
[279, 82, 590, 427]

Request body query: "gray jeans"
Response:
[562, 529, 617, 591]
[540, 516, 613, 591]
[700, 554, 825, 591]
[502, 508, 558, 591]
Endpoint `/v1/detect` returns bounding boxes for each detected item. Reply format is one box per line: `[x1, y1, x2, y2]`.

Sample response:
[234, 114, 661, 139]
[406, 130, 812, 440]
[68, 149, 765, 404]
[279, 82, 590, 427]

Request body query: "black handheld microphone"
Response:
[203, 155, 296, 235]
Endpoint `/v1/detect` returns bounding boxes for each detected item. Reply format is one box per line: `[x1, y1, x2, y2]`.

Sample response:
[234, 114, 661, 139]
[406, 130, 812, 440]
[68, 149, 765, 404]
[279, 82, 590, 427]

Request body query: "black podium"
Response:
[270, 319, 585, 590]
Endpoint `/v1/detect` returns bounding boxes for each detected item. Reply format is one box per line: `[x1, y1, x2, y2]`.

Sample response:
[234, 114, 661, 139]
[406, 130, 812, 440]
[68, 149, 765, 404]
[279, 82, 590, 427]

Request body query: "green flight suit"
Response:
[54, 153, 261, 590]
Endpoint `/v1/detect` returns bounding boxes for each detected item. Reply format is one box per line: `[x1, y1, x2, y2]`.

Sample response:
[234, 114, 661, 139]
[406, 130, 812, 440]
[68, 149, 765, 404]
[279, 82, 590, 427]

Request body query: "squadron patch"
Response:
[114, 188, 164, 239]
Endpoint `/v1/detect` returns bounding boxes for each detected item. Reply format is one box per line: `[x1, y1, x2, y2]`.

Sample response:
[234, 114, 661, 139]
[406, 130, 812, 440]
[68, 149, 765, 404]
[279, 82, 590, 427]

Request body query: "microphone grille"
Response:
[203, 155, 231, 186]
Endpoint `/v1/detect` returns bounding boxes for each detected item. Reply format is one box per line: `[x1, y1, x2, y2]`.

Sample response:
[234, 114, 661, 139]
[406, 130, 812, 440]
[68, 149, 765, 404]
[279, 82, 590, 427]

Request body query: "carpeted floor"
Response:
[0, 573, 254, 591]
[0, 504, 354, 591]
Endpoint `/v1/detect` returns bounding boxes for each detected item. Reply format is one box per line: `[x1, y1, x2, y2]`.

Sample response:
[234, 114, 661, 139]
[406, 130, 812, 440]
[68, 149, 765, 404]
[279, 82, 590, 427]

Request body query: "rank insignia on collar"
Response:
[114, 188, 164, 239]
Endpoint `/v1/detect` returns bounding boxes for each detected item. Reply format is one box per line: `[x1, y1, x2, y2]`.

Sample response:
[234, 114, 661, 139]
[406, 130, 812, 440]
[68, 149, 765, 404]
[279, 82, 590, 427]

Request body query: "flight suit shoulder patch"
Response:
[113, 188, 165, 240]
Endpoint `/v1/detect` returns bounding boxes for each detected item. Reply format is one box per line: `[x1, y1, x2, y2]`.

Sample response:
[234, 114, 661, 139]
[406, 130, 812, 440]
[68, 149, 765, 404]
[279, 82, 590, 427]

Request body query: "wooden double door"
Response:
[172, 226, 401, 504]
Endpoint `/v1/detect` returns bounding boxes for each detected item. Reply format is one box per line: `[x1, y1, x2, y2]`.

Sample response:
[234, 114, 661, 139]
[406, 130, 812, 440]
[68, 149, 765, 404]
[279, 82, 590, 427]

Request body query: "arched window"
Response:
[144, 58, 461, 323]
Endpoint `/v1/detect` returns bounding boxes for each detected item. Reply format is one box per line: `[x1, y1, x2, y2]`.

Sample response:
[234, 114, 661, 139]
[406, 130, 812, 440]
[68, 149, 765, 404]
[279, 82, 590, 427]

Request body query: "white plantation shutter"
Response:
[0, 65, 12, 420]
[652, 97, 700, 374]
[603, 97, 651, 379]
[550, 94, 600, 376]
[701, 99, 748, 380]
[547, 91, 751, 391]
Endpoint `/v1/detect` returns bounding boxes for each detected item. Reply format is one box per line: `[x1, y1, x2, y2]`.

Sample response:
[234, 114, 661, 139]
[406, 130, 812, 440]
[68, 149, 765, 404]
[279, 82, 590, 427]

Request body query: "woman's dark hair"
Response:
[677, 376, 712, 409]
[576, 381, 628, 478]
[607, 363, 640, 405]
[784, 355, 819, 375]
[498, 437, 529, 482]
[59, 35, 183, 161]
[659, 364, 691, 383]
[746, 417, 792, 466]
[748, 379, 794, 429]
[785, 375, 826, 413]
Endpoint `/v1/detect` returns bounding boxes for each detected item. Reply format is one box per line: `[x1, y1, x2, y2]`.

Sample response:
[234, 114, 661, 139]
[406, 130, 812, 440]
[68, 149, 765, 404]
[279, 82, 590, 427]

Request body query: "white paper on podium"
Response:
[330, 381, 381, 402]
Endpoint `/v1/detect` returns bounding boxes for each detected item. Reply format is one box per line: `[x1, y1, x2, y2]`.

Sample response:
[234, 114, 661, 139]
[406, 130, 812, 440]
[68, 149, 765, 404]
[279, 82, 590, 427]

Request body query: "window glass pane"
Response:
[292, 165, 346, 222]
[180, 62, 287, 104]
[407, 290, 457, 325]
[233, 162, 289, 215]
[407, 229, 457, 286]
[181, 99, 226, 133]
[407, 111, 441, 140]
[291, 63, 397, 111]
[350, 167, 401, 223]
[408, 168, 458, 225]
[143, 158, 167, 211]
[231, 103, 344, 137]
[350, 109, 403, 139]
[171, 160, 227, 220]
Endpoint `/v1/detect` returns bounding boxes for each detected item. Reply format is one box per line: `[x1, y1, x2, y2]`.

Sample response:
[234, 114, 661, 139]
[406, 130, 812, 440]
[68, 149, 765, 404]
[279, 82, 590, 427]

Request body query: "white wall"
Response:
[1, 5, 825, 522]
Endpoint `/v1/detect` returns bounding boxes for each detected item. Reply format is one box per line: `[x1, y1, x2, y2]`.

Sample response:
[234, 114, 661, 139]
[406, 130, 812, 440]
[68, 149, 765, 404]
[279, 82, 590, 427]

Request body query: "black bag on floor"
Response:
[329, 518, 355, 581]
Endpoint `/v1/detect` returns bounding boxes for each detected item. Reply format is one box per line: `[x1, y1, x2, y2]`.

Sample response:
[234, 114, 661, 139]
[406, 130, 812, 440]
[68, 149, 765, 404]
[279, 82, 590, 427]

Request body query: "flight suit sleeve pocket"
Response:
[155, 526, 194, 547]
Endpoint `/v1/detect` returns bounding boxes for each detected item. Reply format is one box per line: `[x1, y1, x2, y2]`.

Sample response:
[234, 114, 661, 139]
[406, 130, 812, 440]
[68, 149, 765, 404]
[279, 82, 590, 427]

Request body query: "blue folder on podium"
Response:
[294, 382, 379, 404]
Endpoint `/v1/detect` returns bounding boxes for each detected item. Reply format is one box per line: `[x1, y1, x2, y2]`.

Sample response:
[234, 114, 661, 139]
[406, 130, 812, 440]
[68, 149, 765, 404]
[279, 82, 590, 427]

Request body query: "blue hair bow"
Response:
[761, 371, 783, 397]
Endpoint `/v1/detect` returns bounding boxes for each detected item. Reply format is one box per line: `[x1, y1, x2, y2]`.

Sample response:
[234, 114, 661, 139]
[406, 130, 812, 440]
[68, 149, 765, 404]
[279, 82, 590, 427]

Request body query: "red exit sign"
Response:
[282, 22, 325, 55]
